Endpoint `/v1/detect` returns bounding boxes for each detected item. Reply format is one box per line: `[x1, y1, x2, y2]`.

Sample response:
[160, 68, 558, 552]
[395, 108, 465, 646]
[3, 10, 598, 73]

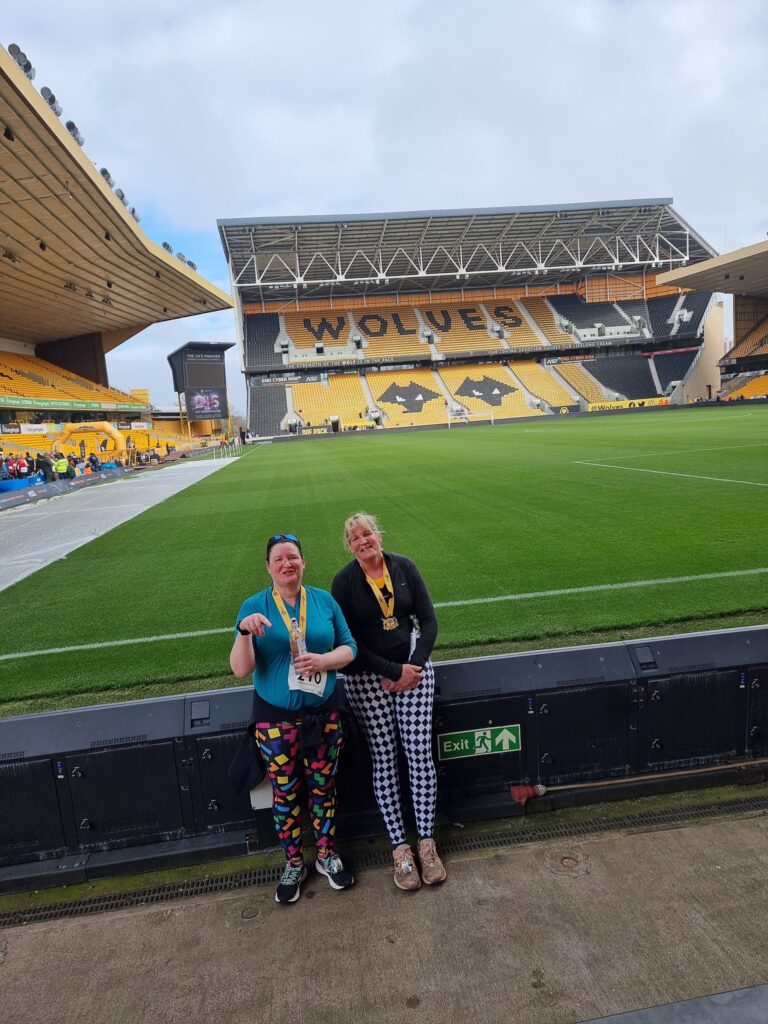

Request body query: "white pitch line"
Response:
[1, 566, 767, 661]
[574, 462, 768, 487]
[577, 442, 768, 463]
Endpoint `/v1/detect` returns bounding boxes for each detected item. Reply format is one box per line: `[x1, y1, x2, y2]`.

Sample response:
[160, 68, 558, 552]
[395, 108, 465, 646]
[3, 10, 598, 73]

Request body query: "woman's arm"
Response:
[229, 612, 271, 678]
[405, 558, 438, 666]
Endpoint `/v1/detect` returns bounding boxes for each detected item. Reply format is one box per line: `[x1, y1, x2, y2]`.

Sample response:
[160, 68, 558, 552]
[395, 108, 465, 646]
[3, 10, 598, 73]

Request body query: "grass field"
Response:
[1, 405, 767, 714]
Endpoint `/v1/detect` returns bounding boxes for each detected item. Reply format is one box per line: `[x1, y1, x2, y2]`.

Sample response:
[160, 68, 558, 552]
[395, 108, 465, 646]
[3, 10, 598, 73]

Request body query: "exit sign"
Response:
[437, 724, 521, 761]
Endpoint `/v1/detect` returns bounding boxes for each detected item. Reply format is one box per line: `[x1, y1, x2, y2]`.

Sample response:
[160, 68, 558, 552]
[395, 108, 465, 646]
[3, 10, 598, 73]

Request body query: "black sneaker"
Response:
[275, 862, 307, 904]
[315, 853, 355, 890]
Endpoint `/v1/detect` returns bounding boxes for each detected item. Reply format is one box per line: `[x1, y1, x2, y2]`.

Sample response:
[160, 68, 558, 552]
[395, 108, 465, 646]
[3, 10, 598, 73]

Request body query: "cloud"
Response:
[8, 0, 768, 403]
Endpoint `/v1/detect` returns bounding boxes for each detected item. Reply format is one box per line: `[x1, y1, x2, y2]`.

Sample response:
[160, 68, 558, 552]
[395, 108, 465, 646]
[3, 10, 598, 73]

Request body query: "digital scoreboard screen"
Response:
[182, 350, 229, 420]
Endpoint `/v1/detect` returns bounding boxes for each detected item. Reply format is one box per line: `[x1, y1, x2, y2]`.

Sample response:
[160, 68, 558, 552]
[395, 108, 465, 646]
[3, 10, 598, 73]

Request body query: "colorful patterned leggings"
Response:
[255, 711, 344, 863]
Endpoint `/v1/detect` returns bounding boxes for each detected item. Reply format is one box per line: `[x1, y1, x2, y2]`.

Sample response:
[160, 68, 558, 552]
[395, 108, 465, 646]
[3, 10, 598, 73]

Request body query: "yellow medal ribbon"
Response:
[363, 562, 398, 631]
[271, 585, 307, 639]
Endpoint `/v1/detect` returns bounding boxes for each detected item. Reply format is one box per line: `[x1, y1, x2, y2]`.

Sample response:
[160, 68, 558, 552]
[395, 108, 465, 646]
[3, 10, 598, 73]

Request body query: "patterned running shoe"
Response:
[275, 862, 308, 904]
[393, 844, 421, 891]
[315, 853, 355, 890]
[417, 838, 447, 885]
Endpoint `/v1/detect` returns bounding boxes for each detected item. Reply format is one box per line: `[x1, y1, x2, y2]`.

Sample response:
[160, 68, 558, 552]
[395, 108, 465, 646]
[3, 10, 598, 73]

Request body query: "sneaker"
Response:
[393, 844, 421, 891]
[275, 862, 308, 904]
[315, 853, 355, 891]
[417, 838, 447, 885]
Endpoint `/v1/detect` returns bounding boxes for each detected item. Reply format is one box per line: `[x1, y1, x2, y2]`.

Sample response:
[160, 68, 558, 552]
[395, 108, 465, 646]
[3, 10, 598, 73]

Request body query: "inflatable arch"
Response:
[53, 421, 126, 454]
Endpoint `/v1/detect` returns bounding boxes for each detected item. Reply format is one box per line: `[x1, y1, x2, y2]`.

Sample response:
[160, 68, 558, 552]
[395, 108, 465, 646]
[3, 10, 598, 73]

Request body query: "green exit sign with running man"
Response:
[437, 724, 521, 761]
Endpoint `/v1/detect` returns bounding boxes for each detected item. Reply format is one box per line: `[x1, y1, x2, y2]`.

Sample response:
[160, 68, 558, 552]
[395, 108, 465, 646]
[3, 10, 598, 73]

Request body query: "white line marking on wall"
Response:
[2, 567, 767, 661]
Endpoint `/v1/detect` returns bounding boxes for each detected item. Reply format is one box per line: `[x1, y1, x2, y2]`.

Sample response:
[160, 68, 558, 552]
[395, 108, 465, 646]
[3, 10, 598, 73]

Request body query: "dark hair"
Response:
[265, 533, 303, 560]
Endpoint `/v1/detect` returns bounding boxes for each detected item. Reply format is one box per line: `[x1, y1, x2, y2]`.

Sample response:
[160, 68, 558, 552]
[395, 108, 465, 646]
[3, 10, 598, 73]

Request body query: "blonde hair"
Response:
[343, 511, 383, 552]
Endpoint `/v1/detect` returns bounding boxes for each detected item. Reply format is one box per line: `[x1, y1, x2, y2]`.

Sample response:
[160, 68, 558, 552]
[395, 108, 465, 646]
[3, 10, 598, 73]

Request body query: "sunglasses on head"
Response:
[266, 532, 302, 556]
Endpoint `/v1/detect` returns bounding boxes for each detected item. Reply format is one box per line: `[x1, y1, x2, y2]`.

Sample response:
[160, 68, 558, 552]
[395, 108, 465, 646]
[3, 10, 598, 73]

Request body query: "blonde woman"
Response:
[332, 513, 445, 890]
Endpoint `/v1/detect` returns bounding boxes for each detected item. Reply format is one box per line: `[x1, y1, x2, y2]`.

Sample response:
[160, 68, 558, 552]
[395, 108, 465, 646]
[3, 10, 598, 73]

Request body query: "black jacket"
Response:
[331, 552, 438, 679]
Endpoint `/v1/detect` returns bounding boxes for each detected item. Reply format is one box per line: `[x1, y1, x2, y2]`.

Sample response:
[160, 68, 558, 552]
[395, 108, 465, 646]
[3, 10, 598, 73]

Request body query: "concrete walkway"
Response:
[3, 812, 767, 1024]
[0, 458, 239, 592]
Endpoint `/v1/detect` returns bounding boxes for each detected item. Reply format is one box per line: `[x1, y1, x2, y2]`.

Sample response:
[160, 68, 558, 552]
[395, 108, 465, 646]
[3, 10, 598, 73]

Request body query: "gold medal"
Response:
[382, 616, 398, 631]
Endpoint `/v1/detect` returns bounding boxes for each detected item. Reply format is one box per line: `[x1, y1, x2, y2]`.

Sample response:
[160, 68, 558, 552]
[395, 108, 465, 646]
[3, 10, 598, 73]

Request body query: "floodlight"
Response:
[115, 188, 128, 206]
[129, 206, 140, 222]
[8, 43, 20, 58]
[187, 260, 197, 271]
[100, 167, 114, 187]
[176, 252, 186, 261]
[65, 120, 84, 146]
[162, 241, 173, 253]
[41, 86, 62, 116]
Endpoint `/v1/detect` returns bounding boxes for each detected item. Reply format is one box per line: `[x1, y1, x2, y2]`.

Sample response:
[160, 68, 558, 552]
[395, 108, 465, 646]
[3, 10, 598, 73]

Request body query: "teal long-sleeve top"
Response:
[234, 584, 357, 711]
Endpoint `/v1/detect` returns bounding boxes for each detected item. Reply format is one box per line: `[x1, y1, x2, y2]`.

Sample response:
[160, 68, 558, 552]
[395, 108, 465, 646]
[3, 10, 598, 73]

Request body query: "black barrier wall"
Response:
[1, 626, 766, 892]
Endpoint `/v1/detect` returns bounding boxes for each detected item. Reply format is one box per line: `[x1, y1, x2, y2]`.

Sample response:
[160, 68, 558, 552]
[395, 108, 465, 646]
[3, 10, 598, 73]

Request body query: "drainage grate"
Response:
[2, 795, 767, 930]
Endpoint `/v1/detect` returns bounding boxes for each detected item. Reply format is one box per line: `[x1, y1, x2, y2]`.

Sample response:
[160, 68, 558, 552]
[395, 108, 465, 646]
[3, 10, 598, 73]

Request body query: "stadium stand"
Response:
[519, 297, 573, 345]
[291, 373, 370, 429]
[283, 311, 351, 351]
[548, 296, 628, 329]
[587, 355, 659, 400]
[438, 364, 539, 419]
[675, 291, 711, 339]
[368, 369, 448, 427]
[728, 373, 768, 399]
[248, 381, 288, 436]
[0, 351, 137, 406]
[617, 298, 653, 331]
[509, 360, 576, 408]
[420, 303, 502, 352]
[244, 314, 282, 367]
[653, 349, 698, 391]
[646, 295, 680, 338]
[485, 301, 542, 348]
[724, 315, 768, 361]
[554, 361, 608, 403]
[353, 308, 426, 359]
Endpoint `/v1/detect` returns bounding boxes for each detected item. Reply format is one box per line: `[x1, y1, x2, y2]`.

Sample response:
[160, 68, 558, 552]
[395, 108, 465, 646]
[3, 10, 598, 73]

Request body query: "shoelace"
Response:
[419, 843, 438, 866]
[321, 854, 343, 875]
[395, 849, 415, 873]
[280, 863, 304, 885]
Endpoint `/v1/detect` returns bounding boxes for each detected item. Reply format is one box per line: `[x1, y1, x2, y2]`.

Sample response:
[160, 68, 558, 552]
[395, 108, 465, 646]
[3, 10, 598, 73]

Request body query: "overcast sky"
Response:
[7, 1, 767, 411]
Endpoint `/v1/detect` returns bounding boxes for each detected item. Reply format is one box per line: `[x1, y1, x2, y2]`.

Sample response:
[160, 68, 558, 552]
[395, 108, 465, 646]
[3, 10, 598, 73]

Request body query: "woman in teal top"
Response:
[230, 533, 357, 905]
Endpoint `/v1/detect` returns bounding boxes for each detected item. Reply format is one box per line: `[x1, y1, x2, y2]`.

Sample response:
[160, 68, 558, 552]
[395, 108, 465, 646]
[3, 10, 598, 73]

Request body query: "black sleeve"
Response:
[403, 558, 438, 667]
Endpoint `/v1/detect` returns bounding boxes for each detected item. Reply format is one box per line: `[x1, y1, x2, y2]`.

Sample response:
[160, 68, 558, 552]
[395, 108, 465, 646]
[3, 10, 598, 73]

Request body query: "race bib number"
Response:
[288, 663, 327, 696]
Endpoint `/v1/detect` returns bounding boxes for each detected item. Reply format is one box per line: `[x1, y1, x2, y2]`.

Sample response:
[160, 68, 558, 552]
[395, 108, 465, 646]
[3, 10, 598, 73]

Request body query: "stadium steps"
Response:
[729, 372, 768, 399]
[550, 361, 613, 403]
[668, 294, 687, 336]
[359, 374, 380, 418]
[432, 368, 465, 410]
[647, 357, 664, 395]
[503, 364, 550, 412]
[508, 360, 577, 408]
[514, 300, 553, 346]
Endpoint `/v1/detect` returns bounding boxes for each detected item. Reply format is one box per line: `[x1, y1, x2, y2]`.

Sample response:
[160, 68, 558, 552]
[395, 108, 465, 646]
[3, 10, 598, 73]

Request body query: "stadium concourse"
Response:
[218, 200, 727, 439]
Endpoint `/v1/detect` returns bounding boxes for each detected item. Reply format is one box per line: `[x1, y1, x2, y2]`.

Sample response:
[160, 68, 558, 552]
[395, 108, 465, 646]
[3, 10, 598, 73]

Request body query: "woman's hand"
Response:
[382, 664, 421, 693]
[238, 613, 272, 638]
[293, 652, 327, 676]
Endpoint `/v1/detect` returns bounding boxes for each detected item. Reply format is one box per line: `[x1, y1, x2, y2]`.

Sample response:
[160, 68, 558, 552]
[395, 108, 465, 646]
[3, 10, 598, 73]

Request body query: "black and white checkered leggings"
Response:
[344, 660, 437, 846]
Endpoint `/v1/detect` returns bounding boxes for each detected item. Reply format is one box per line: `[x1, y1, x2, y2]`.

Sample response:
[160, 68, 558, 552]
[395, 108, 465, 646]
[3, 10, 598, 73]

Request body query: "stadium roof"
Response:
[0, 46, 232, 350]
[657, 238, 768, 301]
[218, 199, 717, 305]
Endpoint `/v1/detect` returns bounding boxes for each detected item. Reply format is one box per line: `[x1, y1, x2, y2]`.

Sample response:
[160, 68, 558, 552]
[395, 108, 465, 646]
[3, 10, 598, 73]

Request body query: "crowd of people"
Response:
[0, 448, 109, 482]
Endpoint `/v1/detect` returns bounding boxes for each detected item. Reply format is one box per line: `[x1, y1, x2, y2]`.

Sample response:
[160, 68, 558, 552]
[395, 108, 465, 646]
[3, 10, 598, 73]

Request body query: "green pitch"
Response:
[1, 405, 767, 713]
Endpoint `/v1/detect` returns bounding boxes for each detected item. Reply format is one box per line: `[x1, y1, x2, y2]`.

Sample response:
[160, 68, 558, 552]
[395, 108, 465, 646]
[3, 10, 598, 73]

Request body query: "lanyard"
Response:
[363, 561, 398, 630]
[272, 586, 307, 638]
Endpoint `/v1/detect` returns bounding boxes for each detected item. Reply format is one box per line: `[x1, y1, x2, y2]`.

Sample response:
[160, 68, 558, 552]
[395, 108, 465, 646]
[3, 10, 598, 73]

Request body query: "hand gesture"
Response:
[238, 613, 272, 638]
